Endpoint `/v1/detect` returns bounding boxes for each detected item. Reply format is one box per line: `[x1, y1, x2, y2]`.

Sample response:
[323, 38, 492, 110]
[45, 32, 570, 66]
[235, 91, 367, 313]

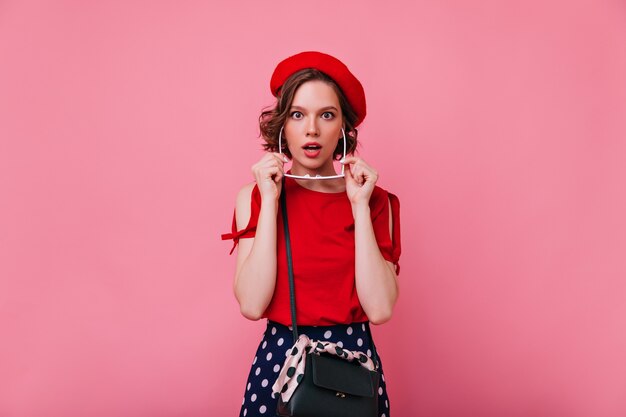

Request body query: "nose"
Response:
[305, 117, 319, 137]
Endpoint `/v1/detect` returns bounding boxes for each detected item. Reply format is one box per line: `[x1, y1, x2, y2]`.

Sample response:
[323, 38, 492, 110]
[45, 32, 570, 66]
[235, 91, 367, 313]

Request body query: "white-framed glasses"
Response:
[278, 126, 347, 180]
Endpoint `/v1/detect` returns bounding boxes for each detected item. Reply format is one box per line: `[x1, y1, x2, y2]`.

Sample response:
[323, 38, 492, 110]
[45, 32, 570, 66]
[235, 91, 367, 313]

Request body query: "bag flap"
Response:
[310, 353, 376, 398]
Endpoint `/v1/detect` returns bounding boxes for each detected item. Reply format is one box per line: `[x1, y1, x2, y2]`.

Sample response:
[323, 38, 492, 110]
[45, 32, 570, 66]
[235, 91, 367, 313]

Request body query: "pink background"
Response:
[1, 1, 625, 416]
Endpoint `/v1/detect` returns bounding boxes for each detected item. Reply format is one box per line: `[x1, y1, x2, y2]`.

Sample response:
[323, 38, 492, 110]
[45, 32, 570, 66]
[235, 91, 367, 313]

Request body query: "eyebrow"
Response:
[290, 105, 338, 112]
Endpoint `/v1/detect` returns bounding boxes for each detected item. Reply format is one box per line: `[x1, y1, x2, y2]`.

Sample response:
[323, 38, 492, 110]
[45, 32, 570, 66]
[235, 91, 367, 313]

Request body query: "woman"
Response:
[222, 51, 401, 417]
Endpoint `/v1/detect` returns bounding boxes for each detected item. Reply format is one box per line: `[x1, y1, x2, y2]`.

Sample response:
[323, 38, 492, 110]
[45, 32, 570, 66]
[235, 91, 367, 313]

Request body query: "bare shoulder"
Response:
[236, 182, 256, 202]
[235, 182, 256, 230]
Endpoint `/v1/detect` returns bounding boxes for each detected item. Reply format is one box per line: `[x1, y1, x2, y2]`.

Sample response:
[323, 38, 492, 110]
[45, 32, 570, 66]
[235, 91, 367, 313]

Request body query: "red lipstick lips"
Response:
[302, 142, 322, 158]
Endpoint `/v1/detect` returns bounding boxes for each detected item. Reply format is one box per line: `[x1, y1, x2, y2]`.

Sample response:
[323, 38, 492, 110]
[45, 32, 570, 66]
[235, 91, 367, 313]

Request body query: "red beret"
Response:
[270, 51, 367, 127]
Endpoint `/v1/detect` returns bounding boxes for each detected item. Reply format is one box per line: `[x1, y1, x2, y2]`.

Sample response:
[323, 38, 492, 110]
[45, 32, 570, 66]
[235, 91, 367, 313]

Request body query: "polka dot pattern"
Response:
[238, 320, 390, 417]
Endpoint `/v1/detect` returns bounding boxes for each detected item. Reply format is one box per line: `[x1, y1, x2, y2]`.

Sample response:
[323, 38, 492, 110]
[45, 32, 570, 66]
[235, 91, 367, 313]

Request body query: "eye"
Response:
[321, 112, 335, 120]
[290, 111, 303, 119]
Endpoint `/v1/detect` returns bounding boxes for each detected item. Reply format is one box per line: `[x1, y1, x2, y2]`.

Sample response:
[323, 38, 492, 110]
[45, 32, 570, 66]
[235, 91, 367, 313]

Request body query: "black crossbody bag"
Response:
[276, 181, 380, 417]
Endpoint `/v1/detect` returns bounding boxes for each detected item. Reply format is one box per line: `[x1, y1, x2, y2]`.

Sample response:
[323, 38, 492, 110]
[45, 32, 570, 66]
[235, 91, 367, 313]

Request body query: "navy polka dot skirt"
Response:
[239, 320, 391, 417]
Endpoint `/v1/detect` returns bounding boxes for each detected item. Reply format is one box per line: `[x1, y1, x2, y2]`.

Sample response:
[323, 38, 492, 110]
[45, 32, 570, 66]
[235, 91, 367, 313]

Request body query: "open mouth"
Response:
[302, 143, 322, 158]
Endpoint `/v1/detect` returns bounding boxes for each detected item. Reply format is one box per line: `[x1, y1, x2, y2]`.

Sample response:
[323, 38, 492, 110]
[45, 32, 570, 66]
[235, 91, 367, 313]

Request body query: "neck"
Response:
[290, 174, 345, 192]
[288, 161, 345, 192]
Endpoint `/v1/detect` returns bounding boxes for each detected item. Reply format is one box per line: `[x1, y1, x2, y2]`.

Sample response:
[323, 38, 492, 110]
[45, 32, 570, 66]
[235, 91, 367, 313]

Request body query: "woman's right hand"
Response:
[251, 152, 290, 202]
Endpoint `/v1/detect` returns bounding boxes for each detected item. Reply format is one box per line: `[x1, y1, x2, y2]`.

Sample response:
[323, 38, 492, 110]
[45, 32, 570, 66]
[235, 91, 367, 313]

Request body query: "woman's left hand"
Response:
[342, 156, 378, 206]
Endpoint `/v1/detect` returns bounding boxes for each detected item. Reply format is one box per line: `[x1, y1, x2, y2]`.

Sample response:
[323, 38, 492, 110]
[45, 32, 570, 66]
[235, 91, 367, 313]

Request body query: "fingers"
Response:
[255, 153, 289, 170]
[352, 164, 366, 186]
[341, 156, 378, 186]
[268, 153, 289, 183]
[340, 156, 358, 164]
[271, 152, 290, 164]
[267, 165, 283, 184]
[252, 152, 289, 183]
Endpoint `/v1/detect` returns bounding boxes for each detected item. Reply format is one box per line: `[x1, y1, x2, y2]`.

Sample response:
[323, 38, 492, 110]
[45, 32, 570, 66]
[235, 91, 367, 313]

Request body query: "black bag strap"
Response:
[279, 180, 381, 369]
[280, 180, 299, 343]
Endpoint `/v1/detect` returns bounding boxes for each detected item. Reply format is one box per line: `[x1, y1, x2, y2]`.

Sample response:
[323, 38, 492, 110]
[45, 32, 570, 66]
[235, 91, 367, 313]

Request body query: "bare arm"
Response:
[233, 152, 288, 320]
[342, 156, 399, 325]
[353, 197, 399, 325]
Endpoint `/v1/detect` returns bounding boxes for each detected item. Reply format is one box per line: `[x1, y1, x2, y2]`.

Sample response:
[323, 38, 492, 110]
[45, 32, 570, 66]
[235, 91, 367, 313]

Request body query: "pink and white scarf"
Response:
[272, 334, 377, 403]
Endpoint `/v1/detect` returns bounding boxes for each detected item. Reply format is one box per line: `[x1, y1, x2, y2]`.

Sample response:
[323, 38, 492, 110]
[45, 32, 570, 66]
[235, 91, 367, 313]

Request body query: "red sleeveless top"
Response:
[221, 175, 401, 326]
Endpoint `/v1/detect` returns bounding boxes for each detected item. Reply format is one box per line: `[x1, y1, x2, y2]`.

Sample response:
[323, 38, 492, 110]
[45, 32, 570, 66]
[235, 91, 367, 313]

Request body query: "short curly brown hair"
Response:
[259, 68, 359, 160]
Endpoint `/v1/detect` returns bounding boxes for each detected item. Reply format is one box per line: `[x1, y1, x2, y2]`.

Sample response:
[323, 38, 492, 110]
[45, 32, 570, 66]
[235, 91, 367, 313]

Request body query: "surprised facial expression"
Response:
[284, 80, 344, 172]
